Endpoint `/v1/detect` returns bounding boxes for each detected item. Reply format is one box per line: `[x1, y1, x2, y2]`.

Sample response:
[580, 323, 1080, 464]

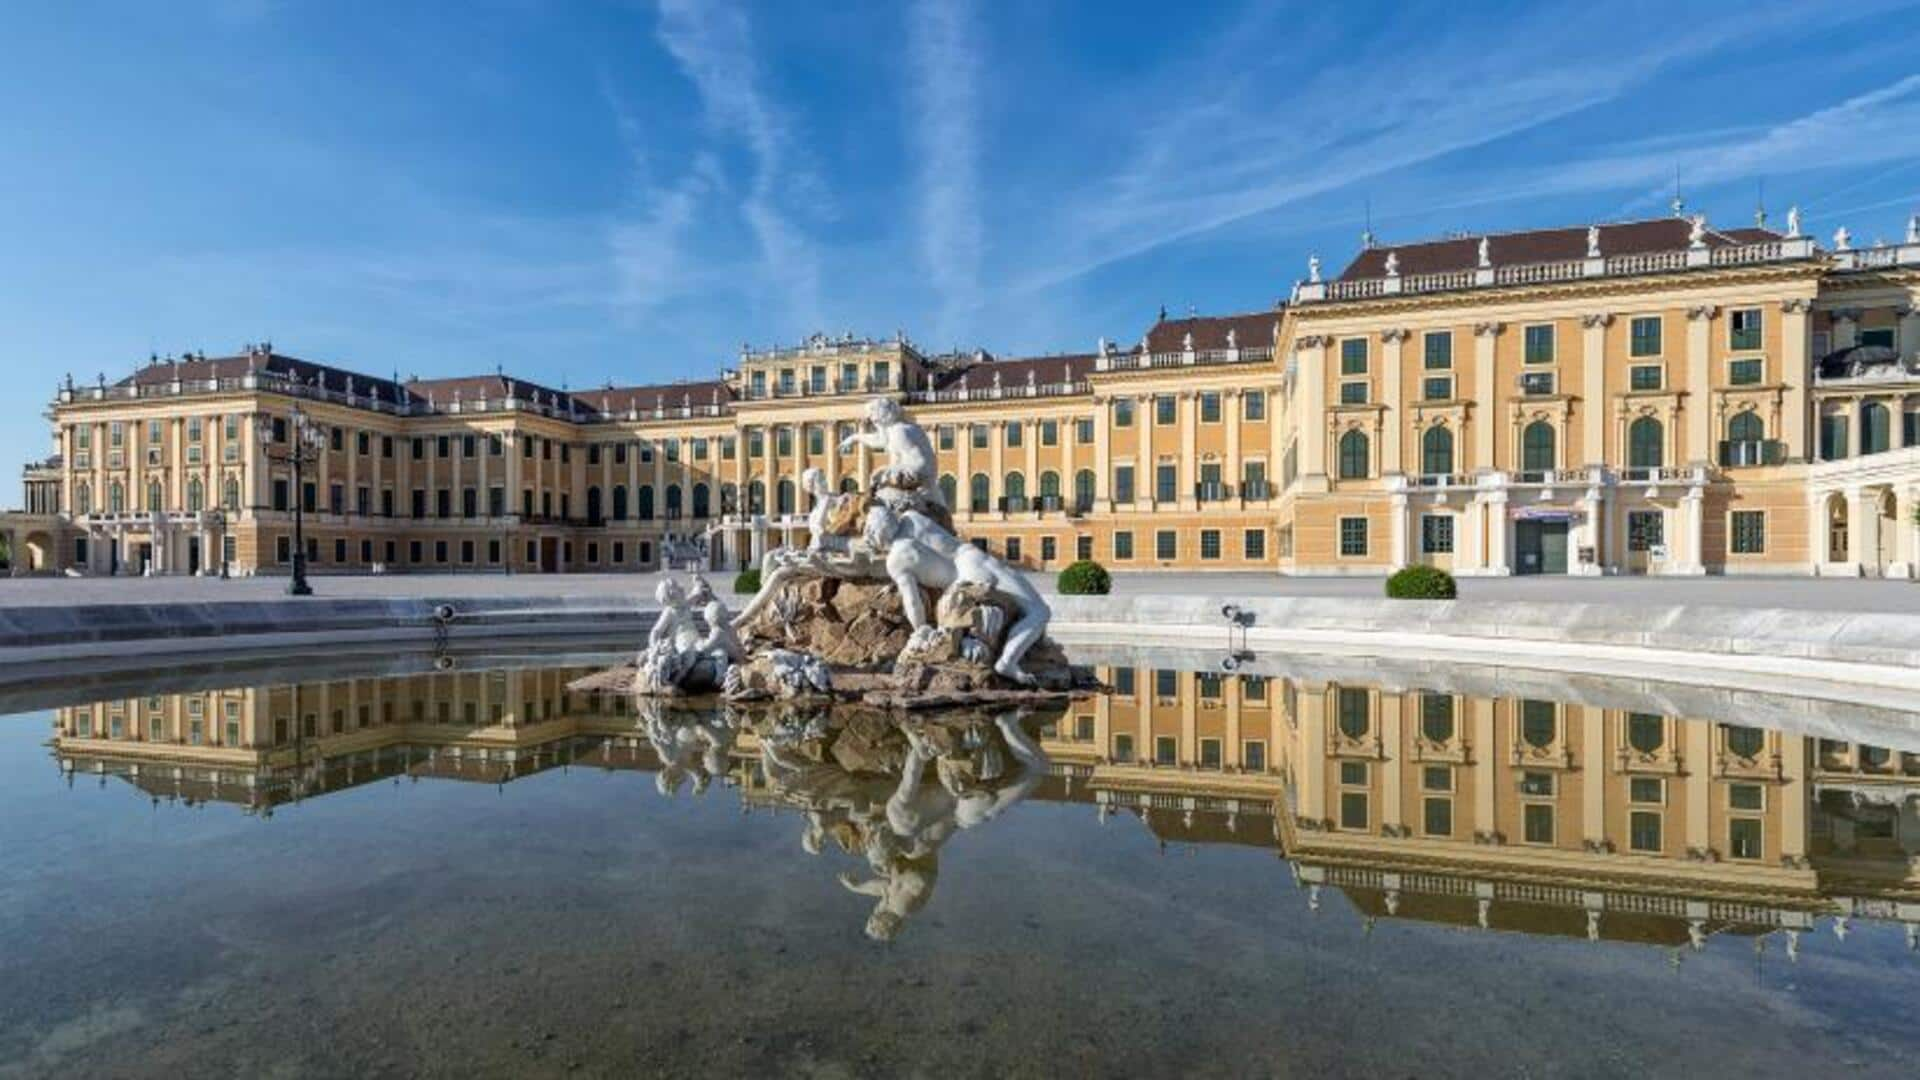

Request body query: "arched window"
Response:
[1728, 411, 1764, 443]
[665, 484, 682, 519]
[1420, 694, 1454, 743]
[1337, 687, 1369, 739]
[222, 477, 239, 511]
[692, 483, 710, 519]
[586, 486, 603, 524]
[1520, 700, 1556, 748]
[147, 480, 164, 512]
[109, 481, 125, 514]
[1074, 469, 1096, 511]
[939, 473, 957, 510]
[1724, 725, 1764, 758]
[638, 485, 655, 520]
[1521, 421, 1556, 473]
[1039, 470, 1061, 503]
[1628, 416, 1663, 469]
[969, 473, 990, 513]
[186, 477, 204, 513]
[76, 483, 92, 515]
[1862, 401, 1892, 454]
[839, 475, 858, 494]
[1627, 713, 1665, 754]
[613, 485, 629, 520]
[1337, 429, 1370, 479]
[721, 484, 738, 515]
[1421, 426, 1453, 477]
[1004, 471, 1026, 506]
[775, 479, 794, 516]
[747, 481, 765, 515]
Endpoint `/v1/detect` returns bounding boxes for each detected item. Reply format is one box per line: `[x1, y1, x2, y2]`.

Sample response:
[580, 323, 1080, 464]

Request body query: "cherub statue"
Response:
[802, 466, 858, 555]
[838, 397, 946, 524]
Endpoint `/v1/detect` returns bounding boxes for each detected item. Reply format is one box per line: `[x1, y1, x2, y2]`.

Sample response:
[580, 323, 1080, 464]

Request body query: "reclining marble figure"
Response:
[727, 395, 1053, 689]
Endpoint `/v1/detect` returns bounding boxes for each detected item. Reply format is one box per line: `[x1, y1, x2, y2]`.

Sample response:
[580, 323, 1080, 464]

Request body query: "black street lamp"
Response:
[257, 405, 327, 596]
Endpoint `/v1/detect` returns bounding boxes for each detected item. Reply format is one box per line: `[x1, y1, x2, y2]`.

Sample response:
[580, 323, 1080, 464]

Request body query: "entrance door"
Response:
[137, 543, 153, 575]
[539, 537, 559, 573]
[188, 537, 201, 576]
[1516, 521, 1570, 575]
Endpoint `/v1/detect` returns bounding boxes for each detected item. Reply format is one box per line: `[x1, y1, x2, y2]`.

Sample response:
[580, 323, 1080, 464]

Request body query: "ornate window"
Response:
[638, 485, 655, 520]
[1337, 429, 1370, 479]
[1336, 687, 1370, 740]
[1862, 402, 1892, 455]
[1520, 700, 1556, 749]
[1421, 426, 1453, 476]
[1627, 712, 1665, 754]
[1521, 421, 1556, 473]
[969, 473, 990, 513]
[1419, 693, 1455, 743]
[186, 477, 204, 513]
[665, 484, 683, 519]
[1627, 416, 1663, 469]
[613, 486, 629, 520]
[775, 480, 794, 516]
[939, 474, 957, 509]
[1073, 469, 1095, 511]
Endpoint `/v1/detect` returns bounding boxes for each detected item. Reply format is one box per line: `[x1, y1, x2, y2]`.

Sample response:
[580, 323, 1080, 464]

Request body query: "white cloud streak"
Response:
[907, 0, 984, 342]
[654, 0, 823, 329]
[1007, 1, 1889, 294]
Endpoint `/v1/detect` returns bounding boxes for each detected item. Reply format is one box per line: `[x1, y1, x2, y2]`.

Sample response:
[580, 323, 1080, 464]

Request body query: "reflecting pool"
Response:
[2, 642, 1918, 1076]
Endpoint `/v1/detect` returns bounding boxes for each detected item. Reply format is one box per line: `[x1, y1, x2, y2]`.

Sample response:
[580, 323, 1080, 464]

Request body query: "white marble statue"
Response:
[1586, 225, 1601, 258]
[635, 578, 744, 695]
[838, 397, 941, 515]
[869, 505, 1050, 685]
[1786, 205, 1802, 238]
[1476, 236, 1490, 268]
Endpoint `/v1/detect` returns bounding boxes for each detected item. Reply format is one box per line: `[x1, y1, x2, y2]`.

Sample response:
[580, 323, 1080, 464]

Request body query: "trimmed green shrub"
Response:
[733, 568, 762, 595]
[1057, 559, 1112, 596]
[1385, 564, 1457, 600]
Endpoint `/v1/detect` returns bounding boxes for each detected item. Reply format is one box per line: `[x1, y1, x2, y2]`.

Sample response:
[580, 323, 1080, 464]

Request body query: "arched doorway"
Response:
[1826, 493, 1850, 564]
[24, 531, 54, 573]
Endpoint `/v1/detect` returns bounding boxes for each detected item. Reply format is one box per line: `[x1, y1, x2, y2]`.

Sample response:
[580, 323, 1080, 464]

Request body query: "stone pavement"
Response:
[3, 570, 1919, 613]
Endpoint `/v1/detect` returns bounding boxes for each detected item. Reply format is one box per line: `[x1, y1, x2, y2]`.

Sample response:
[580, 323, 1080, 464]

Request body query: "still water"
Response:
[2, 642, 1918, 1077]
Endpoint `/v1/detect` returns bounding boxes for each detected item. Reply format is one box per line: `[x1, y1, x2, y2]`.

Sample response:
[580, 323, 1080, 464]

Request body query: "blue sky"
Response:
[6, 0, 1920, 488]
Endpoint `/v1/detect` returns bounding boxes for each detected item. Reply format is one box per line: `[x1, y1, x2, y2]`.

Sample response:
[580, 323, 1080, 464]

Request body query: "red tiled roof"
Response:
[1336, 218, 1783, 281]
[588, 379, 733, 417]
[1143, 310, 1280, 353]
[117, 352, 412, 405]
[932, 353, 1093, 392]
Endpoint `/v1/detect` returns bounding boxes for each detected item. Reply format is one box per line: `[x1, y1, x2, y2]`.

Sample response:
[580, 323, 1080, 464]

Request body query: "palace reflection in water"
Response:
[48, 661, 1920, 952]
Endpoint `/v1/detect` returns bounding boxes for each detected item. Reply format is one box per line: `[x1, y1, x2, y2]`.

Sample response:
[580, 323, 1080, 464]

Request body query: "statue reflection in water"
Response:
[755, 704, 1053, 941]
[638, 697, 739, 797]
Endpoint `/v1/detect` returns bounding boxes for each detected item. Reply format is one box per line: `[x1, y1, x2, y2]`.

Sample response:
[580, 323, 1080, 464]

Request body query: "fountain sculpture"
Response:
[577, 397, 1078, 707]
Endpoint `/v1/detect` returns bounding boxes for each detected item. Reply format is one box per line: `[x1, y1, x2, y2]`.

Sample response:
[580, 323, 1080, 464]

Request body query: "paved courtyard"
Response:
[3, 570, 1919, 613]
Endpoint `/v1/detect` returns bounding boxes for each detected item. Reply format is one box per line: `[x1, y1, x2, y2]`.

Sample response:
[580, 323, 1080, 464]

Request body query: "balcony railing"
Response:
[1241, 481, 1272, 500]
[1294, 237, 1819, 304]
[999, 496, 1030, 513]
[1719, 439, 1787, 468]
[1194, 482, 1233, 503]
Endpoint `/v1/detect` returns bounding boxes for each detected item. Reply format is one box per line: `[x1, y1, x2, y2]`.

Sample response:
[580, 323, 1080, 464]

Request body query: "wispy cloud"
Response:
[654, 0, 823, 329]
[906, 0, 984, 342]
[1006, 1, 1872, 293]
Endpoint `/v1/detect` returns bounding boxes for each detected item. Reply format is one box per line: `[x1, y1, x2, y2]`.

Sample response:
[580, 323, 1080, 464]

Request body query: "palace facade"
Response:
[6, 210, 1920, 578]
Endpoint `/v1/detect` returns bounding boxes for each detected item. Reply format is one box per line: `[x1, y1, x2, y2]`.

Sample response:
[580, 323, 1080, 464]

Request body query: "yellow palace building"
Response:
[6, 208, 1919, 579]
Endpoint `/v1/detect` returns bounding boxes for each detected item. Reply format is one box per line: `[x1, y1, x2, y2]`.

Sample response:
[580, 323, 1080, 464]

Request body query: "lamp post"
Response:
[256, 405, 327, 596]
